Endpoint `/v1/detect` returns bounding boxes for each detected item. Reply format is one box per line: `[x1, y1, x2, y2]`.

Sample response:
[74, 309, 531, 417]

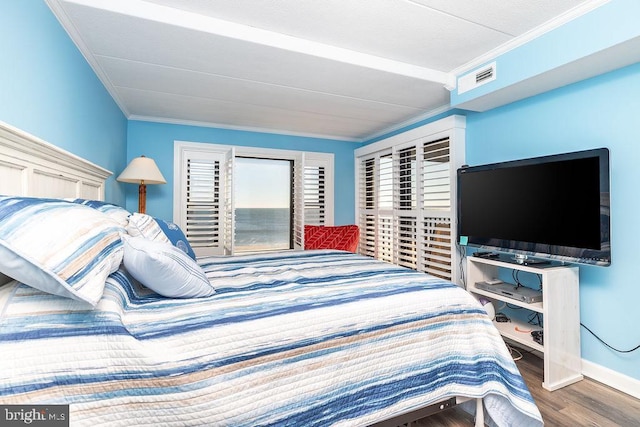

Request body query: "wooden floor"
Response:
[414, 349, 640, 426]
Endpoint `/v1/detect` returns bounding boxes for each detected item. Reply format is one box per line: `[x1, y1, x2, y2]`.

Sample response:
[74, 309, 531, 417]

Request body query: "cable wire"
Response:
[457, 244, 467, 288]
[581, 323, 640, 353]
[507, 343, 523, 361]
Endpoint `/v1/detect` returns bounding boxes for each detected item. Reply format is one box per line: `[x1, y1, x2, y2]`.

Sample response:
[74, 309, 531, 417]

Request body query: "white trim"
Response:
[174, 140, 335, 163]
[356, 115, 466, 157]
[581, 358, 640, 400]
[130, 115, 361, 143]
[450, 0, 611, 78]
[361, 104, 453, 143]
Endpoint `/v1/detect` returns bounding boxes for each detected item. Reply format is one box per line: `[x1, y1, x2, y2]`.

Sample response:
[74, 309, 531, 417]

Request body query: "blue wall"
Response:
[127, 121, 356, 225]
[0, 1, 127, 204]
[465, 63, 640, 381]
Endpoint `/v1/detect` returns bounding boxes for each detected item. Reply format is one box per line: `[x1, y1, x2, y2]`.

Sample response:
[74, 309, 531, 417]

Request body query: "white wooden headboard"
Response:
[0, 121, 112, 200]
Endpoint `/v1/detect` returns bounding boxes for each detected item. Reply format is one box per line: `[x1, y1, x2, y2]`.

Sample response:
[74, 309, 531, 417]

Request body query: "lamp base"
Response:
[138, 183, 147, 214]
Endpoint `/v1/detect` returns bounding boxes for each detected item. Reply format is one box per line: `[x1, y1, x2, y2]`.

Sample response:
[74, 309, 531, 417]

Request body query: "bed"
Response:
[0, 122, 543, 426]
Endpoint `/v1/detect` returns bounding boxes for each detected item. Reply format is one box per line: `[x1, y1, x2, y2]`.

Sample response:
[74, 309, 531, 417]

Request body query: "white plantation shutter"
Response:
[377, 153, 393, 262]
[355, 116, 465, 284]
[293, 153, 305, 250]
[357, 151, 395, 262]
[397, 146, 417, 211]
[358, 157, 376, 257]
[378, 154, 393, 211]
[422, 137, 452, 209]
[304, 153, 334, 226]
[396, 216, 417, 269]
[185, 158, 221, 254]
[223, 147, 235, 255]
[418, 137, 454, 279]
[304, 165, 326, 226]
[420, 216, 453, 279]
[177, 150, 225, 257]
[378, 216, 393, 263]
[394, 145, 418, 269]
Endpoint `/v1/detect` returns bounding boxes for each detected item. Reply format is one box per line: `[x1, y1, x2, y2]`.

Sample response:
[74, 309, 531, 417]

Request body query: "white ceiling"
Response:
[47, 0, 594, 141]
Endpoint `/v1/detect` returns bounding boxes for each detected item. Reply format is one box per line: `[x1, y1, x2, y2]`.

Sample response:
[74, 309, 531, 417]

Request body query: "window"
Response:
[174, 142, 334, 256]
[354, 116, 465, 283]
[235, 157, 292, 252]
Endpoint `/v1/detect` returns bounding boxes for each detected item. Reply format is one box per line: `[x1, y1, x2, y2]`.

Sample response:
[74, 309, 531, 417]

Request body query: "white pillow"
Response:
[122, 236, 214, 298]
[0, 196, 124, 306]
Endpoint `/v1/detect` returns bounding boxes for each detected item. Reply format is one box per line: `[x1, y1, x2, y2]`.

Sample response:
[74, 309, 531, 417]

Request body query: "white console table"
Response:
[466, 255, 583, 391]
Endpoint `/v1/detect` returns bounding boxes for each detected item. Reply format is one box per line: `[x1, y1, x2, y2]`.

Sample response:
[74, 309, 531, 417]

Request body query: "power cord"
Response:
[581, 323, 640, 353]
[511, 269, 542, 290]
[527, 312, 543, 327]
[507, 343, 523, 361]
[512, 269, 521, 288]
[457, 243, 467, 288]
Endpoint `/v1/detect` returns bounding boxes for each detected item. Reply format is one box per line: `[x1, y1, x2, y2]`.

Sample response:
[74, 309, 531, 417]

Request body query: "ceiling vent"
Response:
[457, 62, 496, 95]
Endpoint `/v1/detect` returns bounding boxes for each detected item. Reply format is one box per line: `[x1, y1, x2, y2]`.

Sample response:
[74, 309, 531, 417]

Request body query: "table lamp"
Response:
[117, 155, 166, 214]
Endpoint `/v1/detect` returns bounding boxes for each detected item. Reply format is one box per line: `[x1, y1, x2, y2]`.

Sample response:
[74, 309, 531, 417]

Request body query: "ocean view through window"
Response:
[235, 157, 292, 252]
[175, 142, 334, 256]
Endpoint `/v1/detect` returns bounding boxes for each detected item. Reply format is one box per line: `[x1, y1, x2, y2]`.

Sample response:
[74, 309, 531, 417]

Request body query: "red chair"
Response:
[304, 225, 360, 253]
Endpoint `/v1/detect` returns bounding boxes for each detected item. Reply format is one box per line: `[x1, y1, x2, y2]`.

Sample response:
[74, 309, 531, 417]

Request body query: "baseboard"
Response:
[582, 359, 640, 400]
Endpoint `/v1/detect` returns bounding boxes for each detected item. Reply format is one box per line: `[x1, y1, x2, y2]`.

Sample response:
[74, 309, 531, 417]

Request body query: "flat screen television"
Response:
[457, 148, 611, 266]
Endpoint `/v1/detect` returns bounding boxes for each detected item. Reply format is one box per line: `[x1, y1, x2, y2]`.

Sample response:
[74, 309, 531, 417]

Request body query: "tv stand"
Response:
[467, 256, 582, 391]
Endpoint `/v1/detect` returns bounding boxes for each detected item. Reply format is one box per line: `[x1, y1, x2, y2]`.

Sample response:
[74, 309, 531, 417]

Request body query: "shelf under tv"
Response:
[466, 255, 583, 391]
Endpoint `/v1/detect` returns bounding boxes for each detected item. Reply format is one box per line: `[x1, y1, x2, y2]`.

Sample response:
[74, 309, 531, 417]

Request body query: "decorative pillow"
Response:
[122, 236, 214, 298]
[127, 213, 196, 260]
[66, 198, 131, 227]
[304, 225, 360, 253]
[0, 196, 125, 306]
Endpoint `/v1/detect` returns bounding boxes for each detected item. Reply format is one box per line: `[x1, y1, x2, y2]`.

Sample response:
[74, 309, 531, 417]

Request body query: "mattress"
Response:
[0, 250, 542, 426]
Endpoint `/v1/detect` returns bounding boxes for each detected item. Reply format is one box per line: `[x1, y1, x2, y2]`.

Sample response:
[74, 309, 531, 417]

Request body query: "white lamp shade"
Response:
[117, 156, 166, 184]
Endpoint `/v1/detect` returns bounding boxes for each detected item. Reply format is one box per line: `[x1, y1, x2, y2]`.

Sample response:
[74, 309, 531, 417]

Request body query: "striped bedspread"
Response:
[0, 250, 542, 426]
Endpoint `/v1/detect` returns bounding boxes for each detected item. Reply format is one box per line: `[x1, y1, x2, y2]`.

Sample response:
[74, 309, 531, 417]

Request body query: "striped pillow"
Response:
[0, 196, 125, 306]
[65, 198, 131, 228]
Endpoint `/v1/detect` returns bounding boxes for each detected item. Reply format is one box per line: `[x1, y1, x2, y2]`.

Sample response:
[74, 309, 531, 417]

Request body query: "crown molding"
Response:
[361, 104, 453, 143]
[128, 115, 361, 143]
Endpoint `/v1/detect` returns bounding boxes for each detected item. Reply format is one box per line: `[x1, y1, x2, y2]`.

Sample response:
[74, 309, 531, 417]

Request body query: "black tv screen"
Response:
[457, 148, 611, 266]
